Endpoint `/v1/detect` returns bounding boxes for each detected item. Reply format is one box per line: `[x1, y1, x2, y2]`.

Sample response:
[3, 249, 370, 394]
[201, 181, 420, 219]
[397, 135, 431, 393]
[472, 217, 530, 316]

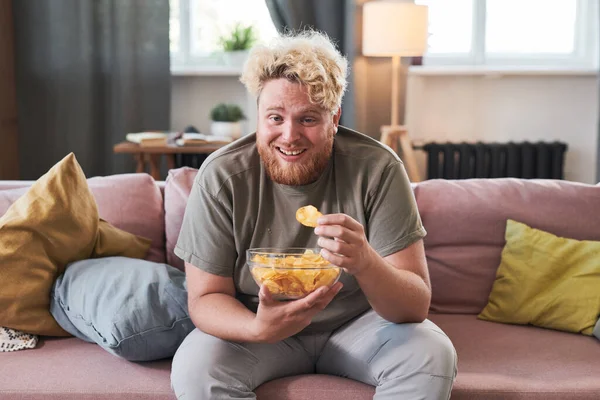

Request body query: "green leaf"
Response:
[210, 103, 246, 122]
[218, 22, 258, 52]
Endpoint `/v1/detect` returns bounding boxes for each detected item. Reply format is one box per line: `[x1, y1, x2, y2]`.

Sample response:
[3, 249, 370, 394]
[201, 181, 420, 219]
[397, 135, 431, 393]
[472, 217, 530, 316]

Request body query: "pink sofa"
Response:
[1, 169, 599, 400]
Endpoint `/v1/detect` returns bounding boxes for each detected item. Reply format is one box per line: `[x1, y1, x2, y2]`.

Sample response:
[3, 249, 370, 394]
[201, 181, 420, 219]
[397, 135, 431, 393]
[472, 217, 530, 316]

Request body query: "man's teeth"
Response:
[279, 148, 304, 156]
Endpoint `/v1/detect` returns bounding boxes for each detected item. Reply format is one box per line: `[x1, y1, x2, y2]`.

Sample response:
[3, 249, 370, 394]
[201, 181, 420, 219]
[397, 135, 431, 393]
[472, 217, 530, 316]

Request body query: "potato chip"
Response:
[296, 205, 323, 228]
[249, 252, 341, 299]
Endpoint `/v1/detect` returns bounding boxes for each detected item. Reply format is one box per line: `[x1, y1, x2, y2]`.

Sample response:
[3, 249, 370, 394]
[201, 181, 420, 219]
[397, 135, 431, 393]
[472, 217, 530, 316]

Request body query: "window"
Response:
[415, 0, 598, 68]
[170, 0, 278, 70]
[419, 0, 473, 54]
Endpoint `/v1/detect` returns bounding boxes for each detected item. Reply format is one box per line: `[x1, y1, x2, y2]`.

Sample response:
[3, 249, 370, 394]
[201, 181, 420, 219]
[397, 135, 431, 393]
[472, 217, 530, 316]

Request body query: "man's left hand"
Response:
[314, 213, 377, 275]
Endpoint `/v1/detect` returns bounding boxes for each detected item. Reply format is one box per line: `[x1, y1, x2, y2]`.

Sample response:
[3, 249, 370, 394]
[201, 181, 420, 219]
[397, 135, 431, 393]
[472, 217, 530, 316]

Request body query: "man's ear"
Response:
[333, 108, 342, 133]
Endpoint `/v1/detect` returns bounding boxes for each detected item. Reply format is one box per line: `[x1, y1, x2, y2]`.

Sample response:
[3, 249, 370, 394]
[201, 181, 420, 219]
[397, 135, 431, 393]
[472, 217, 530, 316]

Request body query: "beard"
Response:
[257, 134, 334, 186]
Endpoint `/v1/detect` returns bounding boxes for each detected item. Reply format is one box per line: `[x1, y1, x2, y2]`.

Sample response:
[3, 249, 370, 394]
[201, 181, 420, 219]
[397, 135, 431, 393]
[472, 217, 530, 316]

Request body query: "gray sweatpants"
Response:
[171, 310, 457, 399]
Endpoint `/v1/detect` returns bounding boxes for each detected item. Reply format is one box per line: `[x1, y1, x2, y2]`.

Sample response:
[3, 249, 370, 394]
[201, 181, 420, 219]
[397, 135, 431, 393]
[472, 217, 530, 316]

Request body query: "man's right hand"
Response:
[250, 282, 343, 343]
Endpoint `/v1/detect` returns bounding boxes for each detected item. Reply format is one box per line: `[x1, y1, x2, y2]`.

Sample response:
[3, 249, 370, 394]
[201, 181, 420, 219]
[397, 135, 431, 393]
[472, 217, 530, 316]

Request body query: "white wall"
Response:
[171, 75, 257, 136]
[405, 72, 599, 184]
[171, 71, 599, 184]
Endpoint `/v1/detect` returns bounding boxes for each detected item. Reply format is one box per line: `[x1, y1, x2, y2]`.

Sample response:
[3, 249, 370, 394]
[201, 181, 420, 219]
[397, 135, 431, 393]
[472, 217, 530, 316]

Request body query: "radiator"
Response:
[422, 141, 568, 180]
[175, 154, 209, 169]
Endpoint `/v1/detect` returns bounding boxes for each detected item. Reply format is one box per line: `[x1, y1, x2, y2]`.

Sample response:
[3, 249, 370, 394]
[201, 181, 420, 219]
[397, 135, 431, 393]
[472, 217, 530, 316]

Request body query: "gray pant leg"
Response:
[316, 310, 457, 400]
[171, 328, 316, 399]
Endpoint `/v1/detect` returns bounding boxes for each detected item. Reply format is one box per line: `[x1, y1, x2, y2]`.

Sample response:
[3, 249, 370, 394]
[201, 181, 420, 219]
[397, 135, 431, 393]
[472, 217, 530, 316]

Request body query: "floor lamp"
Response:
[362, 1, 428, 182]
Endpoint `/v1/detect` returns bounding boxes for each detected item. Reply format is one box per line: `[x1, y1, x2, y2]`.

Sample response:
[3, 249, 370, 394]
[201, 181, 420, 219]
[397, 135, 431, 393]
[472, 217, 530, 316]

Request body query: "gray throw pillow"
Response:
[594, 318, 600, 341]
[50, 257, 194, 361]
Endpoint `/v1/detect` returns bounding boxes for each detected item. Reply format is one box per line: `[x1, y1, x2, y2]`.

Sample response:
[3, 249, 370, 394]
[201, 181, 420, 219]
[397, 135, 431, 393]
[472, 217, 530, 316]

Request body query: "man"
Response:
[172, 30, 456, 399]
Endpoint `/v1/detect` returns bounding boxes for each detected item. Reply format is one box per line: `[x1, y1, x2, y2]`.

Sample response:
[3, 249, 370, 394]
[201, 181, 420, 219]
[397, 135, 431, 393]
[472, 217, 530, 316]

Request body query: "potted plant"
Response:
[218, 23, 257, 66]
[210, 103, 246, 139]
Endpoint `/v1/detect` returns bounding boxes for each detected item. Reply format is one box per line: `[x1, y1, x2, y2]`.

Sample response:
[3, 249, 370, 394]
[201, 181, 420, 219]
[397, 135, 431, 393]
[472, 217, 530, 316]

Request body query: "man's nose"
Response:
[281, 121, 302, 142]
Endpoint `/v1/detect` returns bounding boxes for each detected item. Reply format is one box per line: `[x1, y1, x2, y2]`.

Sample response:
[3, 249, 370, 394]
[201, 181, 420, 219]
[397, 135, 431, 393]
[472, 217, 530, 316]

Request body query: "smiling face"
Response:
[256, 78, 341, 186]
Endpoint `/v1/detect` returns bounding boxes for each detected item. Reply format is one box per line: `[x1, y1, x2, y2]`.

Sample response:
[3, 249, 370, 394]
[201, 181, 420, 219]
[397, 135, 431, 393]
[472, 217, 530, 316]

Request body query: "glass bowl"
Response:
[247, 248, 342, 300]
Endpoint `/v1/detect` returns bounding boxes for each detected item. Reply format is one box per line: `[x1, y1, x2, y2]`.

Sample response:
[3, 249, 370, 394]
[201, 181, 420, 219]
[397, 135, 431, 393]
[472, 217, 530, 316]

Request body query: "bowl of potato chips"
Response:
[247, 248, 342, 300]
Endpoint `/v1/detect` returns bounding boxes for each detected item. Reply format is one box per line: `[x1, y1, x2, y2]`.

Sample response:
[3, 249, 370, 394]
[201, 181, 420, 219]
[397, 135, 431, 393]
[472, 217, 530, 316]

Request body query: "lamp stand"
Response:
[380, 55, 421, 182]
[391, 55, 400, 127]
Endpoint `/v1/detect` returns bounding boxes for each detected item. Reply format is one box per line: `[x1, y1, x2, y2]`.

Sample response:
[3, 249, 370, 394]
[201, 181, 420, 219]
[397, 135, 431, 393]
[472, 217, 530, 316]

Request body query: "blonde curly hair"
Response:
[240, 30, 348, 114]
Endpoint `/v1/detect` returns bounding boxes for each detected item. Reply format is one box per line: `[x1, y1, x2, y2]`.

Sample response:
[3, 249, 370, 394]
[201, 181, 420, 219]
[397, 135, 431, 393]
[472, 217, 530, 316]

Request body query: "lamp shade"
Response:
[362, 1, 428, 57]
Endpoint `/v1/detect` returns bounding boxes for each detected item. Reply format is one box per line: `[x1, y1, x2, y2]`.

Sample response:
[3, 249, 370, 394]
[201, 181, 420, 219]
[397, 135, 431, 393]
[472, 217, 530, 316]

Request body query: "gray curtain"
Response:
[265, 0, 356, 129]
[12, 0, 171, 179]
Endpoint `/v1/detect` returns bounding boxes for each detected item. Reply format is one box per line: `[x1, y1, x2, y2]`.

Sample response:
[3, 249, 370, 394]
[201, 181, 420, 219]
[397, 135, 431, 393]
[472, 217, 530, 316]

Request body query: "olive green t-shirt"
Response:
[174, 126, 426, 333]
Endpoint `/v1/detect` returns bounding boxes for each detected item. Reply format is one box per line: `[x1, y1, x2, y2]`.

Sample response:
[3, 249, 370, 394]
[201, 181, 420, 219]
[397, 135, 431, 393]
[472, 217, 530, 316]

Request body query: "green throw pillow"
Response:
[478, 219, 600, 335]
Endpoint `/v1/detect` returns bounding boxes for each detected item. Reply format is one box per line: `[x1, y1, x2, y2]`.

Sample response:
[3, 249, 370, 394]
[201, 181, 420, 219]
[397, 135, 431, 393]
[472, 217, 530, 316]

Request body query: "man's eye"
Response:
[302, 118, 316, 123]
[269, 115, 282, 122]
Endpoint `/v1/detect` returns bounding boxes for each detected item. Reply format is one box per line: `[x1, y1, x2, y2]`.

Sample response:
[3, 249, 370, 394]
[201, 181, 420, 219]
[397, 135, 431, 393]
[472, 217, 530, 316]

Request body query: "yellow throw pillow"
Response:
[93, 219, 151, 259]
[478, 219, 600, 335]
[0, 153, 151, 336]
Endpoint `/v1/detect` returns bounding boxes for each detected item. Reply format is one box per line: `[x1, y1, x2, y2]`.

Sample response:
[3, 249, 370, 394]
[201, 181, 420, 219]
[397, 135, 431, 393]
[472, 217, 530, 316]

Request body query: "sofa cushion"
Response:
[429, 313, 600, 400]
[478, 219, 600, 336]
[50, 257, 194, 362]
[0, 154, 148, 336]
[164, 167, 198, 270]
[0, 337, 174, 400]
[414, 178, 600, 314]
[87, 174, 166, 263]
[2, 318, 599, 400]
[0, 336, 375, 400]
[0, 189, 150, 262]
[255, 375, 374, 400]
[0, 173, 166, 264]
[0, 181, 35, 190]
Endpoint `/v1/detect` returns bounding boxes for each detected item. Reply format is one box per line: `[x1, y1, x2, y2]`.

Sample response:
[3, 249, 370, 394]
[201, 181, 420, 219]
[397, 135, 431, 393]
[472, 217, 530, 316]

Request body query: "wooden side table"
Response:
[380, 125, 421, 182]
[113, 141, 226, 180]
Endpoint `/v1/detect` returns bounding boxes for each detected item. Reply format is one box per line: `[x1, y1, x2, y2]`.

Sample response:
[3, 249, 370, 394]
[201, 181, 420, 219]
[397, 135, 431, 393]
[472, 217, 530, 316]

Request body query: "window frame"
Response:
[171, 0, 599, 72]
[172, 0, 220, 69]
[421, 0, 598, 69]
[170, 0, 277, 72]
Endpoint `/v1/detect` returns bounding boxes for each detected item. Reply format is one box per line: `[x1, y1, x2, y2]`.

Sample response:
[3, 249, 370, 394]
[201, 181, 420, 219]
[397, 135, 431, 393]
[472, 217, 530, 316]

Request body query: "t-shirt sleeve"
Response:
[174, 180, 236, 277]
[366, 161, 426, 257]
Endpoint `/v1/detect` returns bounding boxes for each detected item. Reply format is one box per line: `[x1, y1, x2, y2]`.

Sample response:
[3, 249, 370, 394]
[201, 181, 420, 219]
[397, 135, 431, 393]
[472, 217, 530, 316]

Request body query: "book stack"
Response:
[125, 132, 173, 147]
[126, 132, 232, 148]
[175, 133, 232, 147]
